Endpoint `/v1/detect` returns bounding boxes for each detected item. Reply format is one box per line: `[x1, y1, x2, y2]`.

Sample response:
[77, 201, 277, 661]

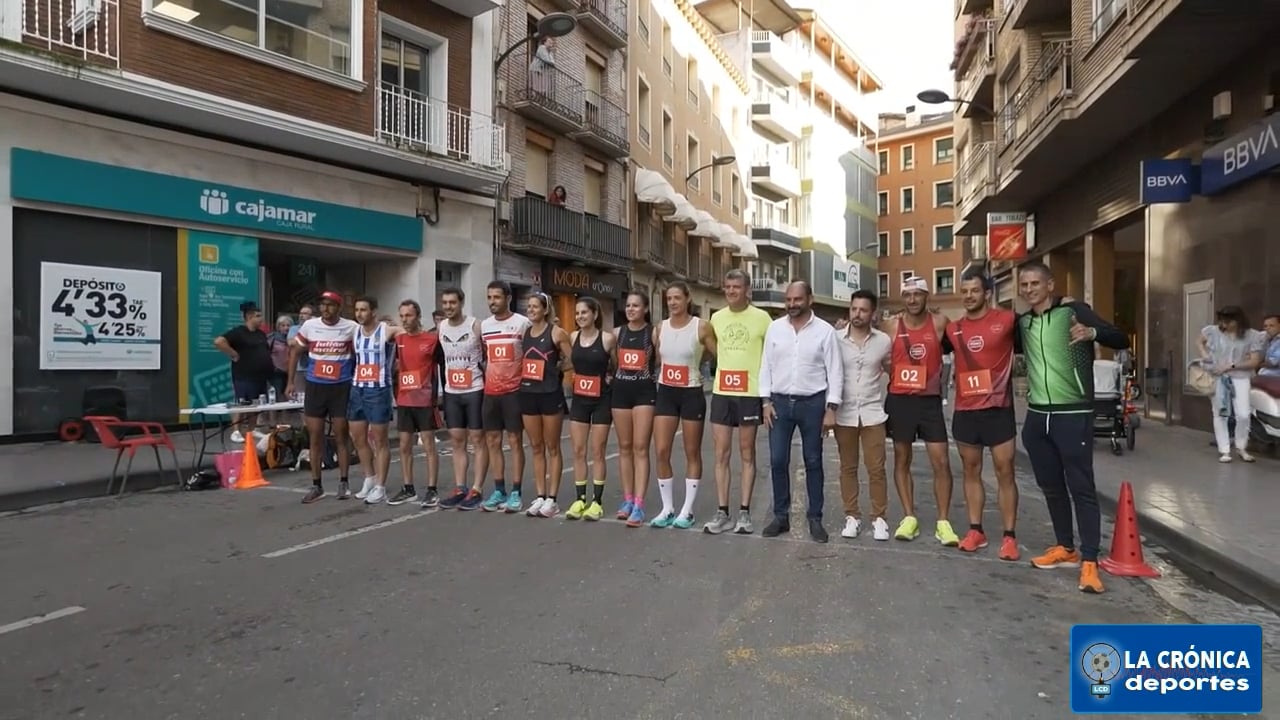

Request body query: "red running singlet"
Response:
[889, 315, 944, 396]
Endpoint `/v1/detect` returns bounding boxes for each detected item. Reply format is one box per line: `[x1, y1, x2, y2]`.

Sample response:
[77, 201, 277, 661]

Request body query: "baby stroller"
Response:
[1093, 350, 1140, 455]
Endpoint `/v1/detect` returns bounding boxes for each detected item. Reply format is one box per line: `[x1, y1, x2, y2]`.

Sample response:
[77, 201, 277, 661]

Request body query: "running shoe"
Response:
[565, 499, 588, 520]
[387, 487, 417, 506]
[503, 489, 522, 513]
[733, 510, 753, 534]
[419, 487, 439, 509]
[703, 510, 734, 535]
[626, 506, 645, 528]
[1030, 545, 1082, 569]
[649, 510, 676, 529]
[1078, 561, 1105, 594]
[335, 480, 350, 500]
[458, 489, 484, 511]
[481, 490, 507, 512]
[301, 486, 326, 504]
[354, 477, 376, 500]
[957, 529, 988, 553]
[934, 520, 960, 547]
[539, 500, 561, 518]
[438, 486, 466, 510]
[894, 516, 920, 541]
[526, 497, 546, 517]
[998, 536, 1020, 561]
[615, 500, 634, 520]
[672, 512, 696, 530]
[583, 501, 604, 521]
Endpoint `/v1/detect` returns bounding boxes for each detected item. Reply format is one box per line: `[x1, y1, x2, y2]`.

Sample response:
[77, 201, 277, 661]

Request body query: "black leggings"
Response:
[1021, 410, 1102, 561]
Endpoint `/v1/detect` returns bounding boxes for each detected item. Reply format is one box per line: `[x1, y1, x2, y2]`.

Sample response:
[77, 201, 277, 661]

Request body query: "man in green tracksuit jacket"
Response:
[1016, 261, 1130, 595]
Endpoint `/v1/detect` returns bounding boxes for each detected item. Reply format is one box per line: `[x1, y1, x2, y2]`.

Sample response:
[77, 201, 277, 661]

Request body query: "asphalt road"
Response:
[2, 426, 1278, 720]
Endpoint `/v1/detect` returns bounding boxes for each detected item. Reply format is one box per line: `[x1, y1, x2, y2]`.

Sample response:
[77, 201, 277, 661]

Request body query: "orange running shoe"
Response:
[958, 529, 988, 552]
[1030, 545, 1081, 569]
[1078, 561, 1105, 594]
[998, 536, 1020, 561]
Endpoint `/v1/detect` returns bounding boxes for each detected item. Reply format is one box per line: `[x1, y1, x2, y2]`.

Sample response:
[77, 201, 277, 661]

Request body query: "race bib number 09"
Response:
[717, 370, 748, 393]
[619, 349, 647, 372]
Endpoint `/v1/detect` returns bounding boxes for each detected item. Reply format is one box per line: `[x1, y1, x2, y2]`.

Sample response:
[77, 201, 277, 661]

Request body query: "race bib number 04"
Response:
[447, 368, 473, 389]
[574, 375, 602, 398]
[313, 361, 342, 381]
[661, 364, 689, 386]
[619, 349, 647, 372]
[355, 363, 381, 383]
[958, 369, 993, 397]
[717, 369, 748, 393]
[891, 366, 928, 392]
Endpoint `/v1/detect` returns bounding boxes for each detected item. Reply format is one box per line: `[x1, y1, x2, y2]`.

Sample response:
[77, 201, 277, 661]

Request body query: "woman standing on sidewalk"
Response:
[566, 297, 616, 521]
[518, 292, 572, 518]
[1198, 305, 1265, 463]
[611, 291, 657, 527]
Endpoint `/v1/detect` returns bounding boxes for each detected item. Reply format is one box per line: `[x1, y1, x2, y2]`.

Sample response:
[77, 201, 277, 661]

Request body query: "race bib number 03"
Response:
[717, 370, 748, 393]
[487, 343, 513, 364]
[447, 368, 473, 389]
[574, 375, 602, 398]
[891, 366, 928, 392]
[522, 359, 546, 381]
[398, 370, 422, 390]
[958, 369, 993, 397]
[619, 349, 647, 372]
[355, 363, 381, 383]
[661, 364, 689, 386]
[313, 361, 342, 381]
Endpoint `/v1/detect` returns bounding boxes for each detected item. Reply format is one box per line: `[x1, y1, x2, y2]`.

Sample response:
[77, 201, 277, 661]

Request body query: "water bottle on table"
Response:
[267, 386, 277, 405]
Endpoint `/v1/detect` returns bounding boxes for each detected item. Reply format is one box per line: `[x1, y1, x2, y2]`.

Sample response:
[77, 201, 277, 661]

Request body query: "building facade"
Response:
[495, 0, 631, 328]
[1, 0, 506, 437]
[948, 0, 1280, 433]
[875, 110, 961, 317]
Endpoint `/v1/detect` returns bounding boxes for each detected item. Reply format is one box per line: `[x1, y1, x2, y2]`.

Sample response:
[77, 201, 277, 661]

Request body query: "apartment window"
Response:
[144, 0, 358, 79]
[1093, 0, 1127, 39]
[933, 224, 955, 251]
[711, 84, 721, 121]
[878, 149, 889, 175]
[900, 187, 914, 213]
[934, 268, 956, 294]
[901, 144, 915, 171]
[584, 161, 605, 217]
[711, 153, 724, 204]
[900, 271, 915, 289]
[877, 273, 890, 297]
[637, 0, 650, 43]
[661, 23, 672, 77]
[901, 229, 915, 255]
[686, 135, 701, 190]
[877, 231, 889, 257]
[877, 191, 889, 216]
[637, 77, 651, 147]
[662, 110, 673, 169]
[731, 173, 741, 215]
[687, 58, 699, 106]
[934, 136, 954, 164]
[524, 140, 550, 197]
[379, 34, 433, 143]
[934, 180, 954, 208]
[584, 57, 605, 124]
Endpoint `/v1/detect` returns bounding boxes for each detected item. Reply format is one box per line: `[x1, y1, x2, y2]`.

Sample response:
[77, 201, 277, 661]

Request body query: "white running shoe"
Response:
[539, 500, 560, 518]
[364, 485, 386, 504]
[355, 477, 376, 500]
[526, 497, 546, 517]
[872, 517, 891, 541]
[841, 516, 861, 539]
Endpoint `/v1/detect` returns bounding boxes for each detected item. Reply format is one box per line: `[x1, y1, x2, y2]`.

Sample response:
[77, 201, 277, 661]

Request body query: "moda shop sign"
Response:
[543, 263, 628, 297]
[9, 149, 422, 251]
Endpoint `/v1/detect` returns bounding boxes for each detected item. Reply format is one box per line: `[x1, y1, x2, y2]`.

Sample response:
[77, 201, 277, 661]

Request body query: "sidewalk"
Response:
[1012, 397, 1280, 610]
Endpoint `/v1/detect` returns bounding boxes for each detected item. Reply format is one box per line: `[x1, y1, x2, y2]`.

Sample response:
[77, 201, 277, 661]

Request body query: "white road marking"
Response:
[259, 485, 310, 494]
[0, 606, 85, 636]
[261, 512, 433, 558]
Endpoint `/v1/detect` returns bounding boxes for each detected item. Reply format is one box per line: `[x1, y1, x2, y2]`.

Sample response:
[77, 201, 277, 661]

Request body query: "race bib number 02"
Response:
[661, 364, 689, 386]
[958, 369, 993, 397]
[447, 368, 473, 389]
[717, 370, 748, 393]
[574, 375, 602, 398]
[398, 370, 423, 390]
[619, 349, 647, 372]
[891, 366, 927, 392]
[313, 361, 342, 381]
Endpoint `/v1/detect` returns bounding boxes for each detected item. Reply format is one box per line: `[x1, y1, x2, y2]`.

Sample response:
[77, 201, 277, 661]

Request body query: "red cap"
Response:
[319, 291, 343, 304]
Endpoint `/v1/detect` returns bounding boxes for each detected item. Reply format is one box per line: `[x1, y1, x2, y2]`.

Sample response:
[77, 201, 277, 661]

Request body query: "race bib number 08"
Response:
[399, 370, 423, 390]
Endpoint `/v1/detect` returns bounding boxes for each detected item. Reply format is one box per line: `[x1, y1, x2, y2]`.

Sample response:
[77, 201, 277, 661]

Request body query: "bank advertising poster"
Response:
[1070, 623, 1262, 714]
[39, 262, 163, 370]
[177, 230, 259, 411]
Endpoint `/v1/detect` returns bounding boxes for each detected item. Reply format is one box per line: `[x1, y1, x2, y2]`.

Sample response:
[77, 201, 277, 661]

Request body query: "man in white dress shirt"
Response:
[833, 289, 893, 541]
[759, 281, 843, 543]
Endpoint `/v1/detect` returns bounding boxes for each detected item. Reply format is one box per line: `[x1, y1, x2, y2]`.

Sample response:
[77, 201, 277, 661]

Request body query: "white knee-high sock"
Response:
[657, 478, 674, 514]
[680, 478, 700, 518]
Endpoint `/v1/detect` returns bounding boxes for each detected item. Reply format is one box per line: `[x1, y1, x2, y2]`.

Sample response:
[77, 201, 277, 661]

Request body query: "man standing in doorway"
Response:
[349, 296, 404, 505]
[834, 290, 893, 541]
[1017, 261, 1129, 594]
[883, 277, 958, 546]
[948, 272, 1021, 560]
[759, 281, 842, 543]
[287, 291, 358, 503]
[388, 299, 445, 508]
[479, 280, 531, 513]
[704, 269, 771, 535]
[436, 288, 489, 511]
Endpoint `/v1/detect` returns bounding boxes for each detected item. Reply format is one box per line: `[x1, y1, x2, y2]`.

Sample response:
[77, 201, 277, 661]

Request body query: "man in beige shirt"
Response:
[834, 289, 893, 541]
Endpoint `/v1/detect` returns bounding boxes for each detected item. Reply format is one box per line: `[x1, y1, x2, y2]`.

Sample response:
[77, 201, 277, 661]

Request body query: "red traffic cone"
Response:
[235, 432, 270, 490]
[1099, 481, 1160, 578]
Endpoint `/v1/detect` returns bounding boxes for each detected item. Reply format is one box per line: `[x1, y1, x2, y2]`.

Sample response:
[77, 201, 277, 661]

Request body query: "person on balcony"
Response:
[549, 185, 567, 207]
[529, 36, 556, 95]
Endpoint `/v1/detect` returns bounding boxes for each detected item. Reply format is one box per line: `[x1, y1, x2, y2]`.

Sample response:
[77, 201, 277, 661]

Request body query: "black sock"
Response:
[339, 476, 348, 485]
[576, 484, 588, 501]
[593, 482, 605, 504]
[1003, 530, 1016, 538]
[739, 505, 750, 513]
[719, 505, 729, 514]
[312, 478, 322, 489]
[403, 484, 416, 494]
[971, 523, 984, 533]
[495, 479, 506, 495]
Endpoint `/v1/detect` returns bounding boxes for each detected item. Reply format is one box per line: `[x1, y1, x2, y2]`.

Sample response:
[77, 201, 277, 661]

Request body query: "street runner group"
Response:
[279, 265, 1129, 594]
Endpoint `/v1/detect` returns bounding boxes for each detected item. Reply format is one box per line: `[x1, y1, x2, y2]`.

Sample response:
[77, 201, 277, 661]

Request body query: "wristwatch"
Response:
[826, 402, 839, 412]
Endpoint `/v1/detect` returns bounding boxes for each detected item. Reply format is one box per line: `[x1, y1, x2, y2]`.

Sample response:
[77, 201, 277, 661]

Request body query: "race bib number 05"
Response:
[717, 369, 748, 393]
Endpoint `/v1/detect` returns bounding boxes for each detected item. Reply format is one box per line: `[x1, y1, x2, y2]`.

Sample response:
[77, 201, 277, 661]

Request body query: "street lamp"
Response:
[685, 155, 736, 184]
[915, 89, 995, 116]
[494, 12, 578, 73]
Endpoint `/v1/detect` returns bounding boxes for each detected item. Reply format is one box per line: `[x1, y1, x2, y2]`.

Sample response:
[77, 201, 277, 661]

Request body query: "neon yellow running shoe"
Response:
[583, 501, 604, 521]
[894, 516, 920, 541]
[566, 499, 587, 520]
[934, 520, 960, 547]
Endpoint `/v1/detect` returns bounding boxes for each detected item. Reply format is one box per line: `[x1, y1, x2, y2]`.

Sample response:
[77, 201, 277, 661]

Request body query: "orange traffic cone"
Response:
[235, 432, 270, 490]
[1099, 481, 1160, 578]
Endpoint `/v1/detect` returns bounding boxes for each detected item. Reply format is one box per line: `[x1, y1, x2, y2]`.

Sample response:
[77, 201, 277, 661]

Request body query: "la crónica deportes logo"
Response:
[1070, 624, 1262, 714]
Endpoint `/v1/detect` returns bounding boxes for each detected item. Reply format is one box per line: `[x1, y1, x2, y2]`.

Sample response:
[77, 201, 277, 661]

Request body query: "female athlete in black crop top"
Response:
[517, 292, 572, 519]
[611, 291, 657, 527]
[566, 297, 615, 521]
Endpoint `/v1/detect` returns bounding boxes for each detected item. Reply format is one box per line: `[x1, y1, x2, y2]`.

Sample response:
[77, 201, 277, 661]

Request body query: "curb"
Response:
[1012, 443, 1280, 614]
[0, 470, 177, 514]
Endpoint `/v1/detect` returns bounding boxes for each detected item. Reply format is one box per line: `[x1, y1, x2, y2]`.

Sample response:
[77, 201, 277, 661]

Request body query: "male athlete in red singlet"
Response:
[947, 272, 1021, 561]
[883, 276, 957, 546]
[388, 299, 445, 509]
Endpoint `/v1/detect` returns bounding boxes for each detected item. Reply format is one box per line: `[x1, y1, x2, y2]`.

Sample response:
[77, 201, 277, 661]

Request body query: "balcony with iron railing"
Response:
[996, 40, 1073, 160]
[509, 196, 630, 269]
[672, 241, 690, 277]
[636, 220, 669, 269]
[507, 62, 584, 134]
[750, 222, 801, 253]
[576, 0, 627, 49]
[570, 89, 629, 158]
[750, 86, 802, 143]
[956, 20, 995, 117]
[955, 141, 995, 232]
[750, 29, 802, 86]
[1003, 0, 1069, 31]
[750, 277, 785, 306]
[378, 84, 508, 171]
[750, 148, 801, 202]
[800, 57, 877, 133]
[696, 250, 714, 285]
[956, 0, 992, 19]
[19, 0, 120, 66]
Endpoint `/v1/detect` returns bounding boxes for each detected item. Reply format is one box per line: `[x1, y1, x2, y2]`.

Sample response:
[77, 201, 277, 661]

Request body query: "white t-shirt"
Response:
[296, 317, 359, 384]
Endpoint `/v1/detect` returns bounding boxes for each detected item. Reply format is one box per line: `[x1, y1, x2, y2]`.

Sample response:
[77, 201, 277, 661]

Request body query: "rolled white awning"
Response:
[635, 168, 677, 214]
[662, 195, 698, 230]
[730, 233, 758, 259]
[711, 222, 737, 249]
[689, 210, 723, 238]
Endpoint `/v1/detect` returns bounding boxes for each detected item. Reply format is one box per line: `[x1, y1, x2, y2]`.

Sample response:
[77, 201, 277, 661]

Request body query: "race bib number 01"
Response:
[447, 368, 473, 389]
[398, 370, 423, 390]
[522, 359, 546, 381]
[313, 361, 341, 381]
[891, 366, 928, 392]
[355, 363, 381, 383]
[619, 349, 647, 372]
[958, 369, 993, 397]
[717, 370, 748, 393]
[574, 375, 602, 398]
[487, 343, 513, 364]
[661, 364, 689, 386]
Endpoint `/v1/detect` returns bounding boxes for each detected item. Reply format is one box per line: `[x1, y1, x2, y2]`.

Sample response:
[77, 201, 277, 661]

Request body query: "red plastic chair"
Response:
[83, 416, 184, 496]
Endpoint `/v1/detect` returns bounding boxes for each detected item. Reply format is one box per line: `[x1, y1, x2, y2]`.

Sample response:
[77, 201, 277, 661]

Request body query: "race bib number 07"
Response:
[717, 370, 748, 393]
[574, 375, 602, 398]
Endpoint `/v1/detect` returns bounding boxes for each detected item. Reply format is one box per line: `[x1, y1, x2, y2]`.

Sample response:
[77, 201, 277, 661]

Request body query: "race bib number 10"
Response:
[313, 361, 342, 381]
[717, 370, 748, 393]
